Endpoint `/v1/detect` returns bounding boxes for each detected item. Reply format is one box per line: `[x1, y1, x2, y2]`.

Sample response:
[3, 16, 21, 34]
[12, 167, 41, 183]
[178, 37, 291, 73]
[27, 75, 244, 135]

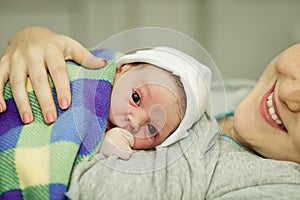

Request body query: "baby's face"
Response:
[109, 64, 182, 149]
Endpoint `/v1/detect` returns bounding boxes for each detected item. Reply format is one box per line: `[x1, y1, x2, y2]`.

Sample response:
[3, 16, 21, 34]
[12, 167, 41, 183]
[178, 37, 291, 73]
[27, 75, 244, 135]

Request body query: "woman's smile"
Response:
[260, 82, 287, 133]
[232, 43, 300, 163]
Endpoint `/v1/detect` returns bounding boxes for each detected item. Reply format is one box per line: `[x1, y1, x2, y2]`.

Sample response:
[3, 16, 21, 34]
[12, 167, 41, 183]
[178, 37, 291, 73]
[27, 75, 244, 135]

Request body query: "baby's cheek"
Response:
[149, 104, 167, 133]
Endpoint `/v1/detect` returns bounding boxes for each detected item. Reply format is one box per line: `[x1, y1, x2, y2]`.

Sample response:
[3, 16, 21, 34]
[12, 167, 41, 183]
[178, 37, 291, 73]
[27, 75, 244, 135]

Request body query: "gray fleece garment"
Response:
[66, 115, 300, 200]
[206, 135, 300, 199]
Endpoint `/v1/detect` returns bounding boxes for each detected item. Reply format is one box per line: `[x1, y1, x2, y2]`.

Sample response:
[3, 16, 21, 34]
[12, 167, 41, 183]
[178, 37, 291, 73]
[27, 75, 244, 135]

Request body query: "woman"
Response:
[1, 26, 299, 164]
[1, 27, 300, 200]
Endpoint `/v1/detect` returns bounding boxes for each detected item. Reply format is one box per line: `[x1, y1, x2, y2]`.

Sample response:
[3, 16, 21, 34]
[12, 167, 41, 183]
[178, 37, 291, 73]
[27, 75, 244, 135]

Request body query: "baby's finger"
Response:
[0, 54, 9, 112]
[64, 37, 107, 69]
[46, 48, 71, 110]
[9, 56, 33, 124]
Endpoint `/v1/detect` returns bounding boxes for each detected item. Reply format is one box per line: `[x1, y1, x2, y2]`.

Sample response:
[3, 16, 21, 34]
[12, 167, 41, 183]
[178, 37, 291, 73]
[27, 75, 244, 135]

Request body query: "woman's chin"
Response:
[234, 102, 257, 143]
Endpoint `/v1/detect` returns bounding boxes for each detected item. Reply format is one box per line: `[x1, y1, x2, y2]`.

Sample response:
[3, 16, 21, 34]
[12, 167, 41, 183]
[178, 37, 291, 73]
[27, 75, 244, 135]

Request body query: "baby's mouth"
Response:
[265, 91, 287, 132]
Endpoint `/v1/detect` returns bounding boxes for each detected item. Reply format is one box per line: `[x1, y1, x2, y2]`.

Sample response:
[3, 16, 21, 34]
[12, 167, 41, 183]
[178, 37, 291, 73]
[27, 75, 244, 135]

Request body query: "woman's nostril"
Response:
[278, 81, 300, 112]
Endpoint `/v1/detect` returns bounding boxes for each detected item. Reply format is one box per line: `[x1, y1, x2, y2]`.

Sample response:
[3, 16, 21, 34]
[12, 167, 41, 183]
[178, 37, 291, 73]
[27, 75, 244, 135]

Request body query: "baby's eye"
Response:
[132, 91, 141, 106]
[147, 124, 158, 136]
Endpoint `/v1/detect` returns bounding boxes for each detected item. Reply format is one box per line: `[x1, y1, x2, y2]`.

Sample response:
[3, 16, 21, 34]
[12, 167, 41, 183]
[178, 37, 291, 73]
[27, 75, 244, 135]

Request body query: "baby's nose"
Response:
[128, 109, 149, 132]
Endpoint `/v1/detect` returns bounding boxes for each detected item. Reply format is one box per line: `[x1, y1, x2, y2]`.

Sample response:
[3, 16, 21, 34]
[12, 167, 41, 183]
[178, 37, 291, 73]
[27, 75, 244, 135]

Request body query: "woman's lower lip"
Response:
[260, 83, 285, 132]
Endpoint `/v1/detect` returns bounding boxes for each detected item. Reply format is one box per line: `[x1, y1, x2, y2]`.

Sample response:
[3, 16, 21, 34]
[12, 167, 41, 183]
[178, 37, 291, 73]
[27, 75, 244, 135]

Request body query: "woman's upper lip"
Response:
[260, 82, 287, 133]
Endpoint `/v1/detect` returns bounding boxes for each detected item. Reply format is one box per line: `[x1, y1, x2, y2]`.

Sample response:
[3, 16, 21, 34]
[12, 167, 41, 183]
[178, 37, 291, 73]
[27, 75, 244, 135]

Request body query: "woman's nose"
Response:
[127, 109, 150, 132]
[278, 80, 300, 112]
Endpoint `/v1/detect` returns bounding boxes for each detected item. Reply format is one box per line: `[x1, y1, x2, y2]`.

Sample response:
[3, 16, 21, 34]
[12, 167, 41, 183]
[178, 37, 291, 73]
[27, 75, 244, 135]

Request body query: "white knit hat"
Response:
[115, 46, 212, 147]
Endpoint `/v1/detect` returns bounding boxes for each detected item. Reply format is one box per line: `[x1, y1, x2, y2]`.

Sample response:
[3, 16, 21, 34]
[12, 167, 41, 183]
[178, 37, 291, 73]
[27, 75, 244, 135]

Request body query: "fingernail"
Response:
[45, 112, 55, 124]
[0, 103, 3, 113]
[60, 98, 69, 110]
[22, 112, 31, 124]
[82, 55, 107, 69]
[100, 58, 107, 65]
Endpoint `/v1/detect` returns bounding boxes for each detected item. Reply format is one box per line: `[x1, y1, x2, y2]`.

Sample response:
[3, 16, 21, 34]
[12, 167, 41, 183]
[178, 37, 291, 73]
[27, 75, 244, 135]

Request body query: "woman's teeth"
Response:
[267, 92, 286, 130]
[267, 92, 283, 126]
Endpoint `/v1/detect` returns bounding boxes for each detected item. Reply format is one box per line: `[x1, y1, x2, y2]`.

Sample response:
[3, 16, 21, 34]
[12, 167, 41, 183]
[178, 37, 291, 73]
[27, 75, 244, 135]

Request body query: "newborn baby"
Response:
[100, 47, 212, 159]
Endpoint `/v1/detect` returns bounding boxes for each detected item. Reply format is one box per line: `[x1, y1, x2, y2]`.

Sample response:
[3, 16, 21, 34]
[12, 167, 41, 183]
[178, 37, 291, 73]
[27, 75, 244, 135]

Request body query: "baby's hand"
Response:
[99, 127, 134, 160]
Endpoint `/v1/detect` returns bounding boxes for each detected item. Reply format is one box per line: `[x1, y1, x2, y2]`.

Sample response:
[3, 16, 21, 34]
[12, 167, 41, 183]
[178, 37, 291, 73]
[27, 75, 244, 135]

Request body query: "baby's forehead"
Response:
[127, 62, 172, 73]
[124, 63, 173, 80]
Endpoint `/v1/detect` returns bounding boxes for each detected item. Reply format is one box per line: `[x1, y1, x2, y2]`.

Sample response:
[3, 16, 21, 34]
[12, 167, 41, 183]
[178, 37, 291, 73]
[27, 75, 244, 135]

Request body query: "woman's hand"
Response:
[0, 26, 107, 124]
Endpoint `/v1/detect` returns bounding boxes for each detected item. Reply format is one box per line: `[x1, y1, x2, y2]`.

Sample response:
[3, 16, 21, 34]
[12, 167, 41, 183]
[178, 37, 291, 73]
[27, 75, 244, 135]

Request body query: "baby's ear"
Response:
[116, 64, 131, 74]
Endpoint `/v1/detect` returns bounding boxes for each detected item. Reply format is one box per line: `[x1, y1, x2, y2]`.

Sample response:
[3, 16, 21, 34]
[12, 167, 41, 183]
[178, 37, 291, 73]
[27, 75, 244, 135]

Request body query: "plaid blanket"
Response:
[0, 49, 118, 199]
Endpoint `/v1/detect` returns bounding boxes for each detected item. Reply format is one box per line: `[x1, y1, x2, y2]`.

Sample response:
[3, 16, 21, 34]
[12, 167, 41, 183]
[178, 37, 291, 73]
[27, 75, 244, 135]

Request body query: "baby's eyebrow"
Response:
[138, 83, 152, 102]
[144, 84, 152, 99]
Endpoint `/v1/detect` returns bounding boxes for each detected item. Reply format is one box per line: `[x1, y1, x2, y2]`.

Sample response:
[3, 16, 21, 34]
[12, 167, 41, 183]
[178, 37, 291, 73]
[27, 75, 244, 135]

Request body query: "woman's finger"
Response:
[26, 52, 57, 124]
[63, 36, 107, 69]
[9, 53, 33, 124]
[46, 46, 71, 110]
[0, 54, 9, 113]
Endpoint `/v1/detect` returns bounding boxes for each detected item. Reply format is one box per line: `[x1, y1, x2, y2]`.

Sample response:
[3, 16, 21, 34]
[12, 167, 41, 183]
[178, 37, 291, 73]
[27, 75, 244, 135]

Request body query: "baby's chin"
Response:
[131, 137, 157, 150]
